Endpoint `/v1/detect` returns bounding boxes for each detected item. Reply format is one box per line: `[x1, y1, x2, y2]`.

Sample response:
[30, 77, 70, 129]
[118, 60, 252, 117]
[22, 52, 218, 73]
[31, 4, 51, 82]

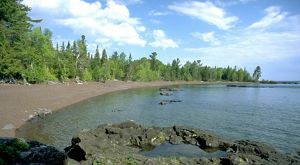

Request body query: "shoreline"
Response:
[1, 80, 230, 137]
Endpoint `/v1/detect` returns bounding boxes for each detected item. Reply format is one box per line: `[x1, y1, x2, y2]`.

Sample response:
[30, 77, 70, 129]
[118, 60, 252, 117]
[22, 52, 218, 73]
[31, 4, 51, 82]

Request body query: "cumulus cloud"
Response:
[23, 0, 146, 46]
[168, 1, 238, 30]
[249, 6, 288, 29]
[185, 7, 300, 67]
[149, 30, 178, 49]
[186, 31, 300, 66]
[191, 32, 220, 45]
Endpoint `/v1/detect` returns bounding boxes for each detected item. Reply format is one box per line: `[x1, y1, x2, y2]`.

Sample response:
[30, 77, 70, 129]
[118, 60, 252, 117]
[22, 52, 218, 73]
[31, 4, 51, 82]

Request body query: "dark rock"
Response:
[159, 92, 172, 96]
[0, 138, 66, 165]
[71, 137, 81, 145]
[232, 140, 293, 165]
[20, 144, 66, 165]
[105, 127, 122, 134]
[159, 100, 182, 105]
[159, 100, 168, 105]
[64, 137, 86, 162]
[63, 121, 297, 165]
[159, 87, 178, 91]
[111, 109, 122, 112]
[64, 145, 86, 162]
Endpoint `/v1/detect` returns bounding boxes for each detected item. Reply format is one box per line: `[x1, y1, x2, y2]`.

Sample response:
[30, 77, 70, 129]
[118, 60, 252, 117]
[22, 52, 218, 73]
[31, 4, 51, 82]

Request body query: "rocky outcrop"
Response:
[65, 121, 299, 165]
[159, 87, 180, 91]
[28, 108, 52, 122]
[159, 100, 182, 105]
[0, 138, 66, 165]
[160, 92, 173, 96]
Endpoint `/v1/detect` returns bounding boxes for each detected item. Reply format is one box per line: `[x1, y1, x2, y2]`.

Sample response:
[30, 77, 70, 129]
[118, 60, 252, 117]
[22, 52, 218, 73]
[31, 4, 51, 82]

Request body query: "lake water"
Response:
[17, 84, 300, 153]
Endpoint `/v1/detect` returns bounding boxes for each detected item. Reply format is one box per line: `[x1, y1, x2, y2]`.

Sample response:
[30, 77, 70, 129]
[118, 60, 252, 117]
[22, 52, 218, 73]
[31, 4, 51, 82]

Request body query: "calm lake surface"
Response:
[17, 84, 300, 153]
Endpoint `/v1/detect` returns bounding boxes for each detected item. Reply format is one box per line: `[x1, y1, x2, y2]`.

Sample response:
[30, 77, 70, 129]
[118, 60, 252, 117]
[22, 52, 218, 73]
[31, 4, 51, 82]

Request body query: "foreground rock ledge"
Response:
[0, 138, 66, 165]
[66, 121, 299, 165]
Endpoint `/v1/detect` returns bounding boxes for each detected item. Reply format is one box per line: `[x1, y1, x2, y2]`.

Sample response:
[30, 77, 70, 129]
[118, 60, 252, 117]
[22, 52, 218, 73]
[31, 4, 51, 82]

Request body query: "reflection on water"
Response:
[17, 84, 300, 154]
[141, 142, 226, 158]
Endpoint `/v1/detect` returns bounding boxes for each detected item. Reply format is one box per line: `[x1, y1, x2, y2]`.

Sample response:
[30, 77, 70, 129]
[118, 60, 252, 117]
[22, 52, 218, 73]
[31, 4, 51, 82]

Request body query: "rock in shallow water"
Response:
[65, 121, 299, 165]
[1, 123, 15, 130]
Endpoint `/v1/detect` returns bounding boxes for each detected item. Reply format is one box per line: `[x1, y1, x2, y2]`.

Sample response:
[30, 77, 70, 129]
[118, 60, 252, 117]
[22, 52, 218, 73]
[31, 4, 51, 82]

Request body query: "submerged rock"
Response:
[65, 121, 298, 165]
[159, 92, 173, 96]
[159, 87, 180, 91]
[159, 100, 182, 105]
[1, 123, 15, 130]
[28, 108, 52, 122]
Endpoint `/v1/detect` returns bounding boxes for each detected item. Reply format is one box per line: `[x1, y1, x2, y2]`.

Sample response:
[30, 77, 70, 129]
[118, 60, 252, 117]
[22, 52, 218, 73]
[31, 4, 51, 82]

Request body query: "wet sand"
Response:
[0, 80, 206, 137]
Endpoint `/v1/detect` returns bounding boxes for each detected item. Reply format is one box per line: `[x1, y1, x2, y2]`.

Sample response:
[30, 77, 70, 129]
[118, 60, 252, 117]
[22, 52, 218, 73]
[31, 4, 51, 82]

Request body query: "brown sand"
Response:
[0, 80, 206, 137]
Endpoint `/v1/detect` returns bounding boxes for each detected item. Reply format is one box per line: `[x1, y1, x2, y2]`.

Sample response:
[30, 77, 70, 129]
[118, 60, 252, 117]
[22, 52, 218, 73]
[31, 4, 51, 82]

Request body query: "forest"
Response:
[0, 0, 256, 84]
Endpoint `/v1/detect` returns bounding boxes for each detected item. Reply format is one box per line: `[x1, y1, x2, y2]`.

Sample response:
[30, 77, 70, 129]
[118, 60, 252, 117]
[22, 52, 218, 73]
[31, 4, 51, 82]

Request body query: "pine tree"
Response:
[101, 49, 108, 64]
[253, 66, 262, 82]
[0, 0, 34, 79]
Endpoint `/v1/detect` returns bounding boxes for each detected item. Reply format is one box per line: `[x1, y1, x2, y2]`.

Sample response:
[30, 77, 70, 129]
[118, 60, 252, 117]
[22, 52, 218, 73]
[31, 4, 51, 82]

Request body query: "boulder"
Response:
[0, 138, 66, 165]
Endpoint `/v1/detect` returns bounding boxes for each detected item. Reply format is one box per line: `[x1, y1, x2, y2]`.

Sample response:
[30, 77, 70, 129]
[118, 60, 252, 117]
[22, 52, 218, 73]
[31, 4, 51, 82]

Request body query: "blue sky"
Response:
[23, 0, 300, 80]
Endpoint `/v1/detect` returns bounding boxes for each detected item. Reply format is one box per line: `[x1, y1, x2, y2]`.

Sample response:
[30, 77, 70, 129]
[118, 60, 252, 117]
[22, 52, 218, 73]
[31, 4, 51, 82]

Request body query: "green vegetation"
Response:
[253, 66, 262, 82]
[125, 156, 137, 165]
[1, 0, 258, 83]
[0, 138, 30, 165]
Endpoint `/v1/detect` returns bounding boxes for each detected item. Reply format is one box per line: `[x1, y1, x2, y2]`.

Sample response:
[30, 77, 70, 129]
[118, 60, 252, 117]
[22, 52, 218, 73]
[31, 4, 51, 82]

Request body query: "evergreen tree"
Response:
[91, 45, 101, 81]
[77, 35, 90, 79]
[0, 0, 34, 79]
[0, 1, 254, 84]
[149, 52, 158, 71]
[253, 66, 262, 82]
[171, 58, 180, 80]
[101, 49, 108, 64]
[125, 54, 133, 80]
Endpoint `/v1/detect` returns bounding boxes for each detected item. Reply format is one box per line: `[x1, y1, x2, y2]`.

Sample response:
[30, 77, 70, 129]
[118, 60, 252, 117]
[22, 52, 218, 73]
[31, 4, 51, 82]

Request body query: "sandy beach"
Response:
[0, 80, 207, 137]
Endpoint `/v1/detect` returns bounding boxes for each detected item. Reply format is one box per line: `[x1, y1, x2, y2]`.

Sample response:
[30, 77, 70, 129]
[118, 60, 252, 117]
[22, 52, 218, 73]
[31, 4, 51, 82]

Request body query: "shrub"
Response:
[0, 138, 29, 165]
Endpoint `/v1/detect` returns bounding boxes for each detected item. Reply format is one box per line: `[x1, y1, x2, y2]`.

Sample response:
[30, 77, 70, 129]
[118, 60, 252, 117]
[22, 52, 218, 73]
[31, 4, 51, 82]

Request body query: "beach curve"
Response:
[0, 80, 207, 137]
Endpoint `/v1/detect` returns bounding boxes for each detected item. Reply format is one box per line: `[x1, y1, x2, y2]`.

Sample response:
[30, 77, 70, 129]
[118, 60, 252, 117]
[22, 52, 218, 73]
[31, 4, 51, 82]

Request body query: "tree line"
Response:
[0, 0, 259, 83]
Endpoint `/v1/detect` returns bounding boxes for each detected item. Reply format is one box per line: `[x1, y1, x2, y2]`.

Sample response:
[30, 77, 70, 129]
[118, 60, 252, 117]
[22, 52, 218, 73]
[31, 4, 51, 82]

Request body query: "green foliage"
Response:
[0, 138, 30, 165]
[125, 156, 137, 165]
[132, 59, 159, 81]
[82, 69, 92, 81]
[253, 66, 262, 82]
[0, 1, 254, 83]
[260, 79, 277, 84]
[0, 0, 33, 78]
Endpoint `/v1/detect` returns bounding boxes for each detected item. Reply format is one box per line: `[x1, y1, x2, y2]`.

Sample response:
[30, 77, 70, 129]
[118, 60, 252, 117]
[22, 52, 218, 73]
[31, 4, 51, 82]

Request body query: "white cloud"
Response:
[186, 31, 300, 66]
[23, 0, 146, 46]
[115, 0, 143, 5]
[185, 12, 300, 67]
[149, 29, 178, 49]
[24, 0, 62, 10]
[148, 10, 169, 16]
[213, 0, 256, 7]
[248, 6, 288, 29]
[191, 32, 220, 45]
[168, 1, 238, 30]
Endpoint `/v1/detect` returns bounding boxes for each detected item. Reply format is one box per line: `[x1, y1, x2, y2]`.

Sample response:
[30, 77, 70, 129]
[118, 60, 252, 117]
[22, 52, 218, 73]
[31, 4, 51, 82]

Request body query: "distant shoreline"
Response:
[0, 80, 250, 137]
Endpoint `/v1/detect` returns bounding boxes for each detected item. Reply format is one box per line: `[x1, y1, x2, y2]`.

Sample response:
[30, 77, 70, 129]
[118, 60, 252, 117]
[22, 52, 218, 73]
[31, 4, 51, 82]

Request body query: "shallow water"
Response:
[141, 142, 226, 158]
[17, 84, 300, 153]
